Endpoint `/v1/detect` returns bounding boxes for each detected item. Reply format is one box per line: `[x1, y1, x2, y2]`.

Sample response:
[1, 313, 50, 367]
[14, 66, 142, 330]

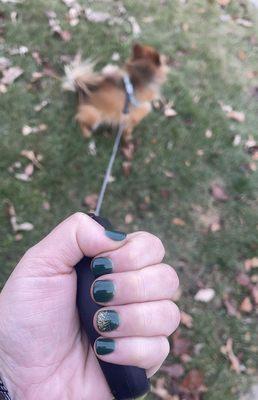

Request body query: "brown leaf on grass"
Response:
[31, 71, 44, 83]
[5, 201, 34, 232]
[20, 150, 42, 168]
[236, 272, 250, 287]
[160, 363, 185, 379]
[219, 102, 246, 122]
[122, 161, 132, 177]
[124, 213, 134, 224]
[180, 311, 193, 328]
[1, 66, 23, 85]
[22, 124, 47, 136]
[240, 297, 253, 313]
[14, 172, 32, 182]
[172, 331, 192, 357]
[227, 110, 246, 122]
[194, 288, 215, 302]
[164, 101, 178, 118]
[172, 218, 186, 226]
[210, 183, 229, 201]
[83, 193, 98, 210]
[223, 295, 241, 318]
[42, 201, 51, 211]
[151, 377, 177, 400]
[180, 369, 207, 395]
[244, 257, 258, 271]
[32, 51, 42, 65]
[205, 129, 213, 138]
[220, 338, 241, 374]
[46, 11, 71, 42]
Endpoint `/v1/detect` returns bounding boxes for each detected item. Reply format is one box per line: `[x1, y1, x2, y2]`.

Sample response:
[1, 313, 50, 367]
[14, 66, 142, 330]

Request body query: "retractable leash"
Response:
[75, 76, 149, 400]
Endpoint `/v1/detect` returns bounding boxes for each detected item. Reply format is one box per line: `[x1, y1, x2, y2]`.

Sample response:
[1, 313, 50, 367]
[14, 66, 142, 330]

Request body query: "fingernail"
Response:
[105, 229, 126, 241]
[95, 338, 115, 355]
[91, 257, 113, 278]
[96, 310, 119, 332]
[93, 280, 115, 303]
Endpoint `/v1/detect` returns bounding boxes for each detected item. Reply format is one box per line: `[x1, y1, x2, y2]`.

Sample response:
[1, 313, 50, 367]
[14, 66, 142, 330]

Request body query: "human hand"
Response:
[0, 213, 180, 400]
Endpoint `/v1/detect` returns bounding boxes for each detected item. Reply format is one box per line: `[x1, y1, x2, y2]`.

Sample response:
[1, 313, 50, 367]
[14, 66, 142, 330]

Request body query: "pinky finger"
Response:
[94, 336, 170, 377]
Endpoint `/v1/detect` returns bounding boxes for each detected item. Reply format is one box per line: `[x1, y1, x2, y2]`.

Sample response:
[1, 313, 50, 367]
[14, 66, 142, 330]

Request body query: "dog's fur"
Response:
[63, 44, 169, 142]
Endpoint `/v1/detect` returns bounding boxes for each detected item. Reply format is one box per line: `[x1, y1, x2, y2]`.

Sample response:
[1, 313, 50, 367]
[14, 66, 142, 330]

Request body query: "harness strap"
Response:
[122, 74, 140, 114]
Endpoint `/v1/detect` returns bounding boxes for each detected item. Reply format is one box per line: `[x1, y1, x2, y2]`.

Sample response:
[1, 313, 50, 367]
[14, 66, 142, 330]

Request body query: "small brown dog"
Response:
[63, 43, 169, 142]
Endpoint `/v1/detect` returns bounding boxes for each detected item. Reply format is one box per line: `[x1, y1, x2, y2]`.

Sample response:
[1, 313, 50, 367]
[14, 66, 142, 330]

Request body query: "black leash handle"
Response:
[75, 214, 149, 400]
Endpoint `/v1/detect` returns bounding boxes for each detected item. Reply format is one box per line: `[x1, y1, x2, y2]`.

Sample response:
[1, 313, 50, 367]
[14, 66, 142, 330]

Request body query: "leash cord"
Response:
[95, 120, 125, 216]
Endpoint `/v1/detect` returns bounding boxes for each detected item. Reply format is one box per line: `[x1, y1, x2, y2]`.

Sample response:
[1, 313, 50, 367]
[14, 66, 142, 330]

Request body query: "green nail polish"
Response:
[96, 310, 120, 332]
[91, 257, 113, 277]
[93, 280, 115, 303]
[95, 338, 115, 355]
[105, 229, 126, 241]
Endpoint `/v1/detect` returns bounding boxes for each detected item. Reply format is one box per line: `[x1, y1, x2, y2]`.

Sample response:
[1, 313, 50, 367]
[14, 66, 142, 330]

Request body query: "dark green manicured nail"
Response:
[95, 338, 115, 355]
[93, 280, 115, 303]
[105, 229, 126, 241]
[96, 310, 120, 332]
[91, 257, 113, 277]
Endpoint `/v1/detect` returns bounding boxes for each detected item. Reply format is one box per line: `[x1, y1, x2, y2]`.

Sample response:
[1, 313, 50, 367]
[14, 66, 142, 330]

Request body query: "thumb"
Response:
[17, 212, 127, 276]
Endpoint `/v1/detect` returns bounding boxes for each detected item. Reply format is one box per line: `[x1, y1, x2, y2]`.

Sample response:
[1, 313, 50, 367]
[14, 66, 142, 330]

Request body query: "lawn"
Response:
[0, 0, 258, 399]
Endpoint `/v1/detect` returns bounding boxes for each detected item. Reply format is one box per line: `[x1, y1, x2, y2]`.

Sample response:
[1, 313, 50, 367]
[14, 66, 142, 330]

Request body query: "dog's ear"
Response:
[132, 43, 145, 59]
[148, 49, 161, 66]
[132, 43, 161, 66]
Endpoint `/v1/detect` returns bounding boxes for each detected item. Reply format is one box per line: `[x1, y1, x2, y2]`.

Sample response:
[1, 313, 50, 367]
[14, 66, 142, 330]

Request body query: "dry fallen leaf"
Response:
[236, 272, 250, 287]
[22, 124, 47, 136]
[172, 218, 186, 226]
[244, 257, 258, 271]
[236, 18, 253, 28]
[125, 213, 134, 224]
[83, 193, 98, 210]
[127, 16, 141, 37]
[164, 101, 178, 118]
[211, 182, 229, 201]
[1, 66, 23, 85]
[0, 57, 11, 71]
[6, 201, 34, 232]
[227, 110, 245, 122]
[180, 311, 193, 328]
[223, 295, 241, 318]
[88, 140, 97, 156]
[172, 331, 192, 357]
[85, 8, 111, 23]
[205, 129, 213, 138]
[194, 288, 215, 302]
[220, 338, 242, 374]
[164, 170, 175, 178]
[160, 363, 185, 379]
[240, 297, 253, 313]
[20, 150, 42, 168]
[180, 369, 207, 395]
[34, 99, 49, 112]
[151, 377, 176, 400]
[46, 10, 71, 42]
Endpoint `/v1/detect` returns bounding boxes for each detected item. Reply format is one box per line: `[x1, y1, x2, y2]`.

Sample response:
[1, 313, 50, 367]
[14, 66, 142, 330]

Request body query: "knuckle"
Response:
[161, 264, 180, 292]
[163, 300, 180, 336]
[72, 212, 87, 224]
[126, 246, 141, 268]
[159, 337, 170, 360]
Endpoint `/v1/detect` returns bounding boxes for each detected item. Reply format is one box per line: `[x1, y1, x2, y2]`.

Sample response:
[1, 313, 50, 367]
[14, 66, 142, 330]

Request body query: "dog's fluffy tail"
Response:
[62, 56, 101, 94]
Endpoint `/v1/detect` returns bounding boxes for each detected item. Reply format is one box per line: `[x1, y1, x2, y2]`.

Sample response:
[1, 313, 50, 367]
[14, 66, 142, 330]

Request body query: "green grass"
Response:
[1, 1, 258, 399]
